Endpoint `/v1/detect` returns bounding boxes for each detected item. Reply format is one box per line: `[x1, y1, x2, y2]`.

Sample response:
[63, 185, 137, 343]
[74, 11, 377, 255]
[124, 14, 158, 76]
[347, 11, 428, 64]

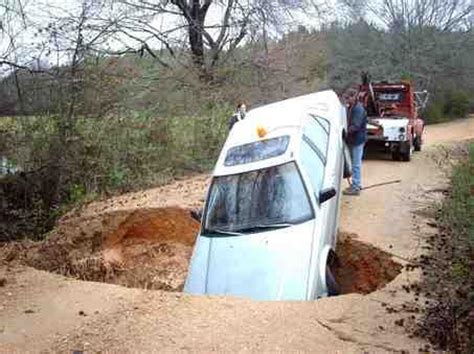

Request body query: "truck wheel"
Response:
[326, 266, 340, 296]
[400, 141, 412, 162]
[414, 135, 422, 151]
[343, 143, 352, 178]
[391, 151, 400, 161]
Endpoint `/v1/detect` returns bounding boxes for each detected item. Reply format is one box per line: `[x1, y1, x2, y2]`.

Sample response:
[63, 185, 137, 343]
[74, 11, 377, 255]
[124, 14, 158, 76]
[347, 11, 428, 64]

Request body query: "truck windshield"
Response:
[376, 91, 404, 102]
[203, 162, 314, 235]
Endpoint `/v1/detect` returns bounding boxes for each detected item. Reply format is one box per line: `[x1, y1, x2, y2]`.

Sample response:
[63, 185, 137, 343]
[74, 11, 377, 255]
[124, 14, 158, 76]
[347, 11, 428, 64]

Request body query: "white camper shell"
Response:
[185, 90, 350, 300]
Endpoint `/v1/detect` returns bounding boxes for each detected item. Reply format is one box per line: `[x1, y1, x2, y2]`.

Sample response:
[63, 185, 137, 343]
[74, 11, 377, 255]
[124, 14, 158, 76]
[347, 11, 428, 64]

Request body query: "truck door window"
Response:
[299, 139, 325, 197]
[303, 116, 330, 163]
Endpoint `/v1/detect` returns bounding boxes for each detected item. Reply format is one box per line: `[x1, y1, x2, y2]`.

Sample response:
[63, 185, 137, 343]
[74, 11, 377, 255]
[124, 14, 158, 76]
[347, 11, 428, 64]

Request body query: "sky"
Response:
[2, 0, 471, 71]
[1, 0, 340, 70]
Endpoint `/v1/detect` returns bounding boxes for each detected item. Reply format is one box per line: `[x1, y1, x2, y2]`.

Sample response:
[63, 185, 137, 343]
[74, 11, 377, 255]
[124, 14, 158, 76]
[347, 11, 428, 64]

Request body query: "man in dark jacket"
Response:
[343, 89, 367, 196]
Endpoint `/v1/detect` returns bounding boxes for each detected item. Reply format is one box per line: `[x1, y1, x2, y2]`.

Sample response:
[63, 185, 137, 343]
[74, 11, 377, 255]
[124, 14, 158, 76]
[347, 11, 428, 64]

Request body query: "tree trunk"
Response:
[188, 0, 205, 70]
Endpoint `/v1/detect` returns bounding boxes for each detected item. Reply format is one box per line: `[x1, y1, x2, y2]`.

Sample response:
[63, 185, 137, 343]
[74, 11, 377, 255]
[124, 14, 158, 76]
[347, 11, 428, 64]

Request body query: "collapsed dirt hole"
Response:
[1, 209, 402, 295]
[334, 233, 403, 294]
[1, 207, 200, 292]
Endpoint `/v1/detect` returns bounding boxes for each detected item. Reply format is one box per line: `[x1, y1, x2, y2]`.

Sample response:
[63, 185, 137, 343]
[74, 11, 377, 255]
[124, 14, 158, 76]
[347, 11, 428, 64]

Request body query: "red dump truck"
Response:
[358, 74, 429, 161]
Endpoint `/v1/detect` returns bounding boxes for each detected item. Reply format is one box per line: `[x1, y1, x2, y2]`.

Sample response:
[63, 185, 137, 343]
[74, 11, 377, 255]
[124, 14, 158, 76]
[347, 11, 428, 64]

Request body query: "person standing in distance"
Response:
[229, 101, 247, 130]
[343, 88, 367, 196]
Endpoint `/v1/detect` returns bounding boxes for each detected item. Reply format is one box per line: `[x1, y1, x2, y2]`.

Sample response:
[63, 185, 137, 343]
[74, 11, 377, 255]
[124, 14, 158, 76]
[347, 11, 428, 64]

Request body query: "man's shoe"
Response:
[343, 187, 361, 196]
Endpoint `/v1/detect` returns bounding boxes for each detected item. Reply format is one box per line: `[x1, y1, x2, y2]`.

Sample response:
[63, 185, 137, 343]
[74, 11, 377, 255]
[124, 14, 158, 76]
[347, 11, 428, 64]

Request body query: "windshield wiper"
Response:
[256, 223, 293, 229]
[234, 223, 293, 233]
[207, 229, 243, 236]
[207, 223, 293, 235]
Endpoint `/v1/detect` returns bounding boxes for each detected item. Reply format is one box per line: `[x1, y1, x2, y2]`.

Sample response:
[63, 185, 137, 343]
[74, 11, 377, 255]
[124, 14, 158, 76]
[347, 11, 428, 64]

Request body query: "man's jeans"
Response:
[351, 143, 365, 190]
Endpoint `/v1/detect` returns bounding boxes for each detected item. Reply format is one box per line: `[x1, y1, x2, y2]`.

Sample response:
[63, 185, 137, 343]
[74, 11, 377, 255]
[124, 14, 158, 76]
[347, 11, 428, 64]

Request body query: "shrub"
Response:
[425, 100, 446, 124]
[1, 106, 231, 240]
[425, 90, 472, 124]
[443, 90, 470, 118]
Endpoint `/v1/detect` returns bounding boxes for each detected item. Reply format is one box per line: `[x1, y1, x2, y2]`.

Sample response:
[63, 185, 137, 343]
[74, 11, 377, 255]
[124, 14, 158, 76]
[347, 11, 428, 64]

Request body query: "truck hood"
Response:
[184, 220, 315, 301]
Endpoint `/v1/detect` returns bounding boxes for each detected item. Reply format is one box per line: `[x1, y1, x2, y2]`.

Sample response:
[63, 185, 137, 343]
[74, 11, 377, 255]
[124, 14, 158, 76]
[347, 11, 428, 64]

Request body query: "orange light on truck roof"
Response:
[256, 125, 267, 138]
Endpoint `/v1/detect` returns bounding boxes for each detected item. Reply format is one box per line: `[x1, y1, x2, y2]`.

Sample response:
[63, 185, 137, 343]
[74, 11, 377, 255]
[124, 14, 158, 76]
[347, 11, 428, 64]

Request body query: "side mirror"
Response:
[319, 187, 337, 204]
[342, 130, 348, 143]
[190, 209, 203, 222]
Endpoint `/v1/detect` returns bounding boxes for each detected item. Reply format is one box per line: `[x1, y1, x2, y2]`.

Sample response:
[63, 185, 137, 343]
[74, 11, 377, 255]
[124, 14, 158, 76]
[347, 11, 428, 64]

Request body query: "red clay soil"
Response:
[1, 207, 200, 291]
[335, 233, 403, 294]
[101, 207, 199, 290]
[1, 209, 401, 295]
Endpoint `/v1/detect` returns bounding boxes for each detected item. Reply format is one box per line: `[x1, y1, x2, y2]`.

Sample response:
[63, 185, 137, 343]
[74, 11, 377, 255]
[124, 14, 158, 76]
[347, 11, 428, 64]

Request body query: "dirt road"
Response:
[1, 118, 473, 352]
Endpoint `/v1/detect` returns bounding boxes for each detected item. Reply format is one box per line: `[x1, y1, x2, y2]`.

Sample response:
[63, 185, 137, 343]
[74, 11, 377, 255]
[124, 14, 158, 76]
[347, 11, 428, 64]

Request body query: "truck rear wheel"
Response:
[326, 266, 340, 296]
[400, 141, 412, 161]
[414, 135, 422, 151]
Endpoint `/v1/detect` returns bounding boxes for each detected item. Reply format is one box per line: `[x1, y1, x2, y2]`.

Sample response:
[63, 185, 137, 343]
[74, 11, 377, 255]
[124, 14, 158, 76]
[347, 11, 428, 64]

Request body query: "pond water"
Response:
[0, 156, 20, 175]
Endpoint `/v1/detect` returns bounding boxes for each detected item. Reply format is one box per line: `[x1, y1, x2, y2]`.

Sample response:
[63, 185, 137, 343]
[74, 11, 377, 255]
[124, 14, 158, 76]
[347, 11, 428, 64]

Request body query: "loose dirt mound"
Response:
[1, 207, 199, 291]
[101, 207, 199, 290]
[335, 233, 403, 294]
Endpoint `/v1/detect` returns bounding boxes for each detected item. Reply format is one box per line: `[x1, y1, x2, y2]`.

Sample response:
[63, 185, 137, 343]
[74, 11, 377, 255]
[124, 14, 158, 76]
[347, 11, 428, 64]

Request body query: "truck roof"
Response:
[213, 90, 345, 176]
[370, 82, 412, 91]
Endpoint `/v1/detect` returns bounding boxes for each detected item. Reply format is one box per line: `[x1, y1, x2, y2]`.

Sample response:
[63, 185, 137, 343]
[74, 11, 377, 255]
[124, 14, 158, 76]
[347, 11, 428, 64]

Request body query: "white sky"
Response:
[0, 0, 403, 71]
[1, 0, 339, 61]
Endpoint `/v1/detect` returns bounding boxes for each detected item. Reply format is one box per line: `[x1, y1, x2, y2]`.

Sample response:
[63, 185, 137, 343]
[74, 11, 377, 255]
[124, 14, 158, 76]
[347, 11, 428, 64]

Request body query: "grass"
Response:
[439, 142, 474, 352]
[415, 142, 474, 352]
[442, 143, 474, 246]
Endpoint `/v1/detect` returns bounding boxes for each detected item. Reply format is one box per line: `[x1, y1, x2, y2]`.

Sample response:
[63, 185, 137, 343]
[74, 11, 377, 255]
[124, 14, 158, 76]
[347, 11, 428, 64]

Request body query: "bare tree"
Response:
[0, 0, 28, 70]
[327, 1, 474, 103]
[339, 0, 472, 30]
[105, 0, 312, 77]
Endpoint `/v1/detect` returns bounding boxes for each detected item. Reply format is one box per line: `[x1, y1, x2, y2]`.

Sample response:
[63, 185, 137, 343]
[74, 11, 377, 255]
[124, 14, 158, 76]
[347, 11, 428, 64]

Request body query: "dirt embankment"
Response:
[2, 207, 199, 291]
[2, 207, 401, 295]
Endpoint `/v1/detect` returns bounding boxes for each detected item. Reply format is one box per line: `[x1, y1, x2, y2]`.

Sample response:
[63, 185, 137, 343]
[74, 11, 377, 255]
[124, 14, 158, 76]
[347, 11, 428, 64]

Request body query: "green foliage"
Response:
[4, 106, 231, 195]
[68, 184, 87, 205]
[451, 261, 470, 279]
[425, 90, 472, 124]
[442, 144, 473, 234]
[326, 21, 474, 111]
[425, 100, 446, 123]
[167, 105, 231, 170]
[443, 91, 470, 118]
[441, 142, 474, 279]
[436, 142, 474, 352]
[400, 72, 413, 81]
[444, 143, 474, 244]
[1, 107, 231, 240]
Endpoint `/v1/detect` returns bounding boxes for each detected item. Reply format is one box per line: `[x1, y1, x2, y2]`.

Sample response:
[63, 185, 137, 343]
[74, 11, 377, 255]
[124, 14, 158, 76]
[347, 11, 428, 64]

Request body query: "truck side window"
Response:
[303, 115, 330, 163]
[299, 139, 325, 197]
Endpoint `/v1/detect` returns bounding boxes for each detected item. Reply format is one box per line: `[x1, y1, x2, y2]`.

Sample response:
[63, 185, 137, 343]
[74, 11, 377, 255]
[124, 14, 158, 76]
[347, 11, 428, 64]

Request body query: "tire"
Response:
[391, 151, 400, 161]
[414, 135, 422, 152]
[326, 266, 340, 296]
[343, 143, 352, 178]
[400, 140, 412, 161]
